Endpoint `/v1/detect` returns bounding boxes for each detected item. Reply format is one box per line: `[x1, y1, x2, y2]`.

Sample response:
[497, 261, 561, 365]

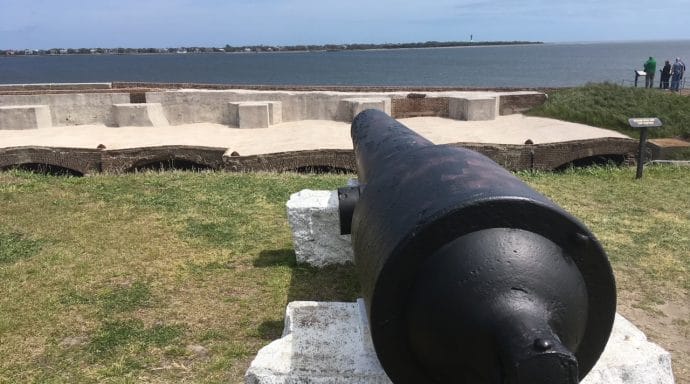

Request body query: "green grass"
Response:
[0, 231, 46, 264]
[0, 167, 688, 383]
[528, 83, 690, 139]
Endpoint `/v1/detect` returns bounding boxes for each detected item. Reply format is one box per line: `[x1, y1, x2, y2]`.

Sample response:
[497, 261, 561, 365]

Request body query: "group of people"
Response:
[643, 56, 686, 91]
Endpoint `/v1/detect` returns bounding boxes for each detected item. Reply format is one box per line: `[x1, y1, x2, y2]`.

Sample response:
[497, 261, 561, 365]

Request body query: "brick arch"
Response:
[223, 149, 357, 173]
[454, 138, 637, 171]
[100, 146, 227, 173]
[538, 138, 637, 171]
[0, 147, 101, 175]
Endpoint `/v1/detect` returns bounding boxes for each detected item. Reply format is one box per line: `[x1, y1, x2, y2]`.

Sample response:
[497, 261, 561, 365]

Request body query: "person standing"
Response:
[660, 60, 672, 89]
[643, 56, 657, 88]
[670, 57, 686, 91]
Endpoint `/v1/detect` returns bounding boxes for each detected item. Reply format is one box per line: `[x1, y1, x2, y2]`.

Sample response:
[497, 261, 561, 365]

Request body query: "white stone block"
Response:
[112, 103, 169, 127]
[340, 98, 392, 122]
[246, 303, 674, 384]
[286, 190, 353, 266]
[582, 314, 675, 384]
[0, 105, 52, 130]
[228, 102, 270, 128]
[245, 300, 391, 384]
[448, 96, 497, 121]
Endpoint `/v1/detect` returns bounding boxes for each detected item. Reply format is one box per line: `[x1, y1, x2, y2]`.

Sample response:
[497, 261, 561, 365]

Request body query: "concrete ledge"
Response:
[112, 103, 169, 127]
[0, 105, 52, 130]
[228, 102, 274, 128]
[448, 96, 497, 121]
[246, 302, 674, 384]
[285, 190, 353, 266]
[339, 98, 391, 122]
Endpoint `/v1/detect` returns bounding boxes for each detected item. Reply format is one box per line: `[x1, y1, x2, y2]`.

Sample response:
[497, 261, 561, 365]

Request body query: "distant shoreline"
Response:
[0, 41, 542, 57]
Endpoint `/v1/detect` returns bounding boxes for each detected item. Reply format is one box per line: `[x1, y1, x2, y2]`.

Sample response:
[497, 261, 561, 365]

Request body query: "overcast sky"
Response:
[2, 0, 689, 49]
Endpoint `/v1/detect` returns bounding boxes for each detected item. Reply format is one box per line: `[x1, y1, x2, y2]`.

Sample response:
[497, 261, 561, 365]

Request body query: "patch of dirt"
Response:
[617, 291, 690, 384]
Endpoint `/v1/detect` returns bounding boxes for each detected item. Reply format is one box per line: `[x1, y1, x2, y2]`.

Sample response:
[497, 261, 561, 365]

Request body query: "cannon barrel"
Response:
[338, 110, 616, 384]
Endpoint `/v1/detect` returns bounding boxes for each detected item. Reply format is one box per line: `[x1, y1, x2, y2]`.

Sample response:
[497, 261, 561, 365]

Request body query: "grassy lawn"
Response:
[528, 83, 690, 140]
[1, 166, 688, 383]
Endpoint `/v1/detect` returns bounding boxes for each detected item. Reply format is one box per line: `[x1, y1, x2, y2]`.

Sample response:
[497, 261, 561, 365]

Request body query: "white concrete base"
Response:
[0, 105, 52, 130]
[245, 300, 390, 384]
[246, 302, 674, 384]
[449, 96, 498, 121]
[286, 190, 353, 266]
[340, 98, 391, 122]
[112, 103, 169, 127]
[229, 101, 282, 128]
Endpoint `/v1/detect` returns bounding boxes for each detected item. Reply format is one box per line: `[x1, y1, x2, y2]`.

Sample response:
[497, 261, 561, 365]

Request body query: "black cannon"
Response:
[337, 110, 616, 384]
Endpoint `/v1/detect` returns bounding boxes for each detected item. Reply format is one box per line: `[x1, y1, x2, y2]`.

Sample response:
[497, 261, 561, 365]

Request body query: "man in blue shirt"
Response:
[670, 57, 686, 91]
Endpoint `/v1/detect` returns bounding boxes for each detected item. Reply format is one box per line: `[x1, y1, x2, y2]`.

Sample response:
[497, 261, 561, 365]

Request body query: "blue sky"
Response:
[1, 0, 689, 49]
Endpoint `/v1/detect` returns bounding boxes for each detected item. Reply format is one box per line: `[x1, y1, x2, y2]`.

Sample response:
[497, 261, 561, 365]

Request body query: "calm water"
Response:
[1, 40, 689, 87]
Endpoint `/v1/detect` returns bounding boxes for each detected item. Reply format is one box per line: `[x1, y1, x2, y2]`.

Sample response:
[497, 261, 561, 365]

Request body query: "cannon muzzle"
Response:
[338, 109, 616, 384]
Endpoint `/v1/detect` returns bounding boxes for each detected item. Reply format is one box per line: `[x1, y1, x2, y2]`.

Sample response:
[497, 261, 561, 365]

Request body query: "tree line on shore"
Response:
[0, 40, 542, 56]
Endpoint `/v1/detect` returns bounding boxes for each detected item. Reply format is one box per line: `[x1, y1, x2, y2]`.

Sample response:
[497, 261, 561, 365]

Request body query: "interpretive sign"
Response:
[628, 117, 662, 128]
[628, 117, 663, 179]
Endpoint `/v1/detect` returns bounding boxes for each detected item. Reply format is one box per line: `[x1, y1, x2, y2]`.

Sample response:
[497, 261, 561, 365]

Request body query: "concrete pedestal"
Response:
[0, 105, 52, 130]
[449, 96, 498, 121]
[340, 98, 391, 122]
[246, 301, 674, 384]
[112, 103, 169, 127]
[286, 190, 353, 266]
[229, 101, 282, 128]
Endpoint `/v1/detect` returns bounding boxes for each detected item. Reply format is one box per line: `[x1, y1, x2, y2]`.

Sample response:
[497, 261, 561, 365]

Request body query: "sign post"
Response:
[628, 117, 663, 179]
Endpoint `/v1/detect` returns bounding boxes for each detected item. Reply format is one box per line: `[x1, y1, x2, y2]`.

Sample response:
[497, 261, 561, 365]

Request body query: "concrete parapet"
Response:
[0, 92, 130, 127]
[0, 105, 52, 130]
[448, 96, 497, 121]
[228, 102, 271, 128]
[112, 103, 169, 127]
[0, 83, 112, 91]
[339, 98, 392, 122]
[285, 189, 353, 266]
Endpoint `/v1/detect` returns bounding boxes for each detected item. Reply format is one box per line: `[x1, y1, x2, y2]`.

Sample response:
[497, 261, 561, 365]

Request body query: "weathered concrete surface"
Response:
[0, 105, 52, 129]
[582, 314, 675, 384]
[448, 96, 498, 121]
[286, 190, 353, 266]
[245, 300, 390, 384]
[246, 303, 674, 384]
[0, 92, 130, 126]
[112, 103, 169, 127]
